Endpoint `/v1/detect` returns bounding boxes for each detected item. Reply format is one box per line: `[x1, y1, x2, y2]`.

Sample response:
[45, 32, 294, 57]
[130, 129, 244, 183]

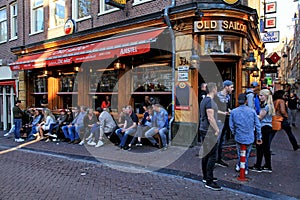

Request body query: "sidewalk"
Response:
[1, 112, 300, 199]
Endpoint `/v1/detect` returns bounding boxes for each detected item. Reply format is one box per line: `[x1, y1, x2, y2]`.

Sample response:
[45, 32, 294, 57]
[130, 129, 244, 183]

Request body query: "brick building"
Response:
[0, 0, 263, 146]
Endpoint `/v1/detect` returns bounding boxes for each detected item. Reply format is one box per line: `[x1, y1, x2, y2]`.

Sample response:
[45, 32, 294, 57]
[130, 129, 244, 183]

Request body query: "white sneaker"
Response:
[86, 134, 93, 141]
[49, 134, 57, 138]
[15, 138, 24, 142]
[79, 140, 85, 145]
[235, 164, 240, 172]
[87, 141, 96, 146]
[4, 132, 11, 137]
[95, 140, 104, 147]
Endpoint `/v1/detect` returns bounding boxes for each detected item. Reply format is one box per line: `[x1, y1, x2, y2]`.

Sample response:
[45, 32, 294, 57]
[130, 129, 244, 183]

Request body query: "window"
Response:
[99, 0, 118, 15]
[10, 3, 17, 39]
[49, 0, 65, 28]
[0, 8, 7, 42]
[203, 35, 239, 55]
[132, 0, 153, 6]
[72, 0, 91, 20]
[31, 0, 44, 33]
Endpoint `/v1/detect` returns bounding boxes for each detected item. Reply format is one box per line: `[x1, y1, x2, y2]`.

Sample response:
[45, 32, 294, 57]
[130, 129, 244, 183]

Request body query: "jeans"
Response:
[145, 127, 168, 147]
[288, 108, 297, 125]
[129, 125, 151, 145]
[116, 128, 137, 147]
[200, 130, 218, 183]
[62, 125, 82, 141]
[236, 143, 252, 170]
[217, 116, 230, 161]
[62, 125, 70, 139]
[255, 125, 272, 168]
[281, 118, 299, 150]
[14, 119, 22, 139]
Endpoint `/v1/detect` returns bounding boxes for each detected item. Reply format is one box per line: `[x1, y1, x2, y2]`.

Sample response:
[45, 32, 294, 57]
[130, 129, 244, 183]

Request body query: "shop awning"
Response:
[9, 28, 165, 71]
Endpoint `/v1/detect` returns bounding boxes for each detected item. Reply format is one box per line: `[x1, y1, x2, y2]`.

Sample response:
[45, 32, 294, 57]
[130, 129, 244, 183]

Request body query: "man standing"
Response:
[199, 82, 222, 191]
[245, 81, 260, 115]
[13, 100, 24, 142]
[229, 93, 262, 174]
[215, 80, 233, 167]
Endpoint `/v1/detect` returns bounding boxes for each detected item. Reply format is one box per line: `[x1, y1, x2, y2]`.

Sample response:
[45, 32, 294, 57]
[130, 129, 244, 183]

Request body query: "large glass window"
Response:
[204, 35, 239, 55]
[99, 0, 118, 15]
[0, 8, 7, 42]
[10, 3, 17, 39]
[72, 0, 91, 20]
[49, 0, 65, 28]
[31, 0, 44, 33]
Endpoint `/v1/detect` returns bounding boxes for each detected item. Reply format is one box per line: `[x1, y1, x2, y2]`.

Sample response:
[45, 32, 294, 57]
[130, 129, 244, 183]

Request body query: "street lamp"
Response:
[190, 49, 200, 70]
[242, 52, 259, 87]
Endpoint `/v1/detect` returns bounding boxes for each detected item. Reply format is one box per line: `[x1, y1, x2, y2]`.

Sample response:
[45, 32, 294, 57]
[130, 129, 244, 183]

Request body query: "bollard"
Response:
[237, 144, 248, 181]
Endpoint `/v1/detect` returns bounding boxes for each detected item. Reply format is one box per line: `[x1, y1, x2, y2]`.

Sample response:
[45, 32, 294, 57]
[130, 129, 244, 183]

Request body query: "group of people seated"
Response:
[17, 102, 170, 150]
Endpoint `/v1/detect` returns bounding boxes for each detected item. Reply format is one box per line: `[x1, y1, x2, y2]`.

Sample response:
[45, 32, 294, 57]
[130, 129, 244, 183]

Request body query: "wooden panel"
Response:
[48, 77, 58, 110]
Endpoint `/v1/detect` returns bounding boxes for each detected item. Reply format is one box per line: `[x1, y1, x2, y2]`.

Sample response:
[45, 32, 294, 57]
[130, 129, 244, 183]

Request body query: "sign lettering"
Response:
[265, 2, 276, 14]
[261, 31, 280, 43]
[194, 20, 247, 34]
[265, 17, 276, 29]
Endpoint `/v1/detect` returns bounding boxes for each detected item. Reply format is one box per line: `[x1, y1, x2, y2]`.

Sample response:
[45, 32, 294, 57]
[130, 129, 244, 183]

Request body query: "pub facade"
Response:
[3, 0, 263, 145]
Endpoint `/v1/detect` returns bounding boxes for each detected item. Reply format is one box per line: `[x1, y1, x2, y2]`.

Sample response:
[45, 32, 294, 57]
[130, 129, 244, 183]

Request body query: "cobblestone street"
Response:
[0, 148, 264, 200]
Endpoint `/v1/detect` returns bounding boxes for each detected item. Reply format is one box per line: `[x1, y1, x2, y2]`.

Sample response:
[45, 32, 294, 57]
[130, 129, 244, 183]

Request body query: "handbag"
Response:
[272, 115, 283, 131]
[272, 100, 283, 131]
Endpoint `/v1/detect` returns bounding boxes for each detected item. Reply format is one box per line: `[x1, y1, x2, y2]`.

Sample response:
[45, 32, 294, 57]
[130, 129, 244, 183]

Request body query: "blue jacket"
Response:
[152, 108, 169, 130]
[229, 105, 262, 144]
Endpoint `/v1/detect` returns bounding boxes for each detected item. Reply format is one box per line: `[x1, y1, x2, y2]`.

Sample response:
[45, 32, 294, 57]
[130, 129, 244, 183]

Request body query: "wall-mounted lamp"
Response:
[190, 49, 200, 70]
[195, 9, 204, 19]
[114, 60, 125, 70]
[74, 66, 80, 72]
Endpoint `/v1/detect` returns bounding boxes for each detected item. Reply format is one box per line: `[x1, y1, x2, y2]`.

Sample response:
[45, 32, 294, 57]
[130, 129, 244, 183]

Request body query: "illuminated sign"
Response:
[223, 0, 239, 4]
[261, 31, 280, 43]
[265, 2, 276, 14]
[194, 20, 247, 34]
[105, 0, 126, 9]
[265, 17, 276, 29]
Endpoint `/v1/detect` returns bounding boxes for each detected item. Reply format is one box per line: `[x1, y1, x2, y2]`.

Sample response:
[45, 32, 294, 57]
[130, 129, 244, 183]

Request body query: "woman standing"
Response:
[273, 90, 299, 151]
[250, 89, 275, 173]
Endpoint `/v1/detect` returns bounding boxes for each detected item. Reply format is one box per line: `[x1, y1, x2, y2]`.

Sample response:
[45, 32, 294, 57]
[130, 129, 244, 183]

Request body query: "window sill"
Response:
[9, 37, 18, 42]
[74, 16, 92, 22]
[98, 8, 119, 16]
[48, 25, 64, 31]
[0, 40, 7, 44]
[132, 0, 153, 6]
[29, 30, 44, 36]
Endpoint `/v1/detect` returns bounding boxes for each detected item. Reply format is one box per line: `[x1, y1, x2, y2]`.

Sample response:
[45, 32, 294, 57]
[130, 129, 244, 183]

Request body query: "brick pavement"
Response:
[0, 112, 300, 199]
[0, 148, 264, 200]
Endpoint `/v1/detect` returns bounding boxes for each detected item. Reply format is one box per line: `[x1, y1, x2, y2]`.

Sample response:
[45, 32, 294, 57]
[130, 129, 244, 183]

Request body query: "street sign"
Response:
[266, 52, 281, 64]
[265, 2, 277, 14]
[261, 65, 278, 73]
[261, 31, 280, 43]
[265, 17, 276, 29]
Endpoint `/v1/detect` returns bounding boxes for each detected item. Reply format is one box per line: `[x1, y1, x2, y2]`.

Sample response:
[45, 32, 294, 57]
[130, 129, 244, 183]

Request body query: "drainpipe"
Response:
[164, 0, 175, 145]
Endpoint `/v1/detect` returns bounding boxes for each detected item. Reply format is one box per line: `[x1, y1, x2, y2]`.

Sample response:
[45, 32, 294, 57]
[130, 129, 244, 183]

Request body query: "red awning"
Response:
[9, 28, 165, 70]
[0, 80, 15, 86]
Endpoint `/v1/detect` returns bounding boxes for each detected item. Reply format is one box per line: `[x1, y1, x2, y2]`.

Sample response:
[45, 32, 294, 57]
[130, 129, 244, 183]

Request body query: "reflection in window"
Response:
[0, 8, 7, 42]
[10, 3, 17, 39]
[73, 0, 91, 19]
[204, 35, 239, 55]
[99, 0, 118, 14]
[31, 0, 44, 33]
[49, 0, 65, 28]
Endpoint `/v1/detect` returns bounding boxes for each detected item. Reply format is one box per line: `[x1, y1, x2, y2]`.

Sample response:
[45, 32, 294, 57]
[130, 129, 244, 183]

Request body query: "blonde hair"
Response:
[260, 89, 275, 116]
[43, 108, 55, 120]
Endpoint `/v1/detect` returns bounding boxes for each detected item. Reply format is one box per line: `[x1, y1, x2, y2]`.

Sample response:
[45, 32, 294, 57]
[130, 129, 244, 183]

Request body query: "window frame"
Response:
[72, 0, 92, 21]
[10, 2, 17, 40]
[132, 0, 153, 6]
[0, 7, 8, 43]
[30, 0, 44, 34]
[98, 0, 119, 16]
[49, 0, 66, 29]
